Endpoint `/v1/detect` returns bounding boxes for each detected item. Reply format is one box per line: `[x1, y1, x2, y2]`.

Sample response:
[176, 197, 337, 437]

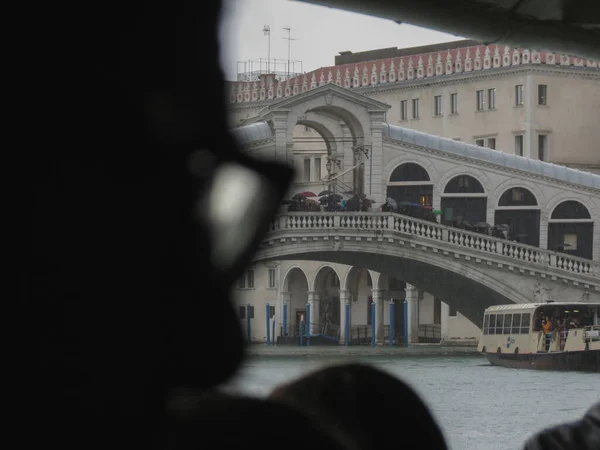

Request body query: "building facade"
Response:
[226, 40, 600, 344]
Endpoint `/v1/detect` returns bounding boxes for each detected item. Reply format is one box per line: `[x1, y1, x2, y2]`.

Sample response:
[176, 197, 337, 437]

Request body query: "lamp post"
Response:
[325, 160, 332, 211]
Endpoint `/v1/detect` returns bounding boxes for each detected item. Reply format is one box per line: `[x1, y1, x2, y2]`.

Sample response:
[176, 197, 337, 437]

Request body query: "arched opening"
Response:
[495, 187, 540, 246]
[441, 175, 487, 226]
[387, 163, 433, 209]
[548, 200, 594, 259]
[313, 266, 341, 338]
[282, 267, 309, 337]
[345, 267, 374, 344]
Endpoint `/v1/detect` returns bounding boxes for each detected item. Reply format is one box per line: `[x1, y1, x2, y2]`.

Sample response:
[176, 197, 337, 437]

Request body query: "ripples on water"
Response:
[222, 355, 599, 450]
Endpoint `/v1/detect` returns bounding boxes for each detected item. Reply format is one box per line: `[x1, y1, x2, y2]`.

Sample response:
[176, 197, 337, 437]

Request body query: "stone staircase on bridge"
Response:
[262, 212, 600, 293]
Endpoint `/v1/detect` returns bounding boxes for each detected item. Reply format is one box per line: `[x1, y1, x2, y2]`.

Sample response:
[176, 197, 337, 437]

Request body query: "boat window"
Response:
[521, 313, 531, 334]
[496, 314, 504, 334]
[483, 314, 490, 334]
[503, 314, 512, 334]
[512, 313, 521, 334]
[489, 314, 496, 335]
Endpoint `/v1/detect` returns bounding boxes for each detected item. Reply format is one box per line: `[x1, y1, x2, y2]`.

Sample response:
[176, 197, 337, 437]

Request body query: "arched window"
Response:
[389, 163, 430, 182]
[444, 175, 484, 194]
[551, 201, 591, 220]
[498, 187, 537, 207]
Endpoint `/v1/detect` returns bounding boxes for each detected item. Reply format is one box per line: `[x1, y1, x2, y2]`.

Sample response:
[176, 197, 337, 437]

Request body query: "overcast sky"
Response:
[219, 0, 463, 81]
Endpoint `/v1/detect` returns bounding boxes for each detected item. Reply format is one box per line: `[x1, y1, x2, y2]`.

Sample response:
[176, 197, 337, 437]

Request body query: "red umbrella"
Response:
[294, 191, 317, 198]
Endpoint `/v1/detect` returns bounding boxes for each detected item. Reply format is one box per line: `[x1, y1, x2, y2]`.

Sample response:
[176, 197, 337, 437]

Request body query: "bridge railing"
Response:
[268, 212, 599, 279]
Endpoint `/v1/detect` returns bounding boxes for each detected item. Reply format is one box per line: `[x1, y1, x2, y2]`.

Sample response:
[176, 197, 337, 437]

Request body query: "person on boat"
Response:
[542, 315, 552, 350]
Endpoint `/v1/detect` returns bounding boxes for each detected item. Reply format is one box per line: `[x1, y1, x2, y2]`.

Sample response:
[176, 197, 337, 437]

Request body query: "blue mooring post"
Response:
[371, 301, 376, 347]
[283, 302, 288, 336]
[344, 302, 350, 347]
[266, 303, 271, 346]
[246, 304, 251, 344]
[299, 321, 304, 346]
[305, 303, 311, 346]
[403, 299, 409, 347]
[389, 300, 395, 347]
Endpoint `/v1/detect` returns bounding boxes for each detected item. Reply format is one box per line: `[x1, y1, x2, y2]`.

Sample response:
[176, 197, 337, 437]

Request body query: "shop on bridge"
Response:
[440, 175, 487, 226]
[387, 163, 433, 207]
[547, 200, 594, 260]
[494, 187, 540, 247]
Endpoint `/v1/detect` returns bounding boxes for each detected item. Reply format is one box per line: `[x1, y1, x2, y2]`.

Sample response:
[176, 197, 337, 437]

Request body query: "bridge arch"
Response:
[311, 263, 342, 292]
[547, 199, 595, 259]
[295, 119, 338, 155]
[386, 159, 436, 207]
[258, 244, 532, 326]
[281, 266, 309, 327]
[494, 181, 544, 247]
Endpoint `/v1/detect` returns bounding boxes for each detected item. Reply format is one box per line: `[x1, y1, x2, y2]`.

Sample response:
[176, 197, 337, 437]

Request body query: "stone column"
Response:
[405, 284, 419, 343]
[272, 112, 292, 166]
[339, 289, 351, 343]
[368, 115, 386, 205]
[372, 289, 384, 344]
[341, 123, 354, 192]
[594, 220, 600, 262]
[440, 301, 449, 343]
[307, 291, 321, 334]
[539, 210, 548, 250]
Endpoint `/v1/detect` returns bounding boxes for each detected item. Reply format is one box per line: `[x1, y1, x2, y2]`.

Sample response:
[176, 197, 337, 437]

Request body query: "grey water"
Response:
[222, 355, 599, 450]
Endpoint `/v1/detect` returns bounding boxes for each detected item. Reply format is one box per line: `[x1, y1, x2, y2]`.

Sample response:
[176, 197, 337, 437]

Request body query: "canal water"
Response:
[223, 355, 599, 450]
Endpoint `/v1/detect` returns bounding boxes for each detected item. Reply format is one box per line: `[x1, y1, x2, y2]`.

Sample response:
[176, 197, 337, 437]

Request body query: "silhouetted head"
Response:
[270, 363, 449, 450]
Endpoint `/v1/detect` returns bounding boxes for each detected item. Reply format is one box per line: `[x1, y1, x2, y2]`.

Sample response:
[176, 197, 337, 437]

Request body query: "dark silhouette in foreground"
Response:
[271, 364, 449, 450]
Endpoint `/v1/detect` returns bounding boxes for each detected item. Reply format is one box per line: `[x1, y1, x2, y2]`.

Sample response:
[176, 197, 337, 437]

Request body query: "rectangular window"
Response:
[538, 134, 547, 161]
[400, 100, 408, 120]
[475, 139, 484, 147]
[303, 158, 311, 182]
[248, 306, 255, 319]
[487, 88, 496, 109]
[269, 305, 275, 319]
[314, 157, 321, 181]
[487, 138, 496, 149]
[520, 313, 531, 334]
[512, 313, 521, 334]
[476, 90, 484, 111]
[268, 268, 276, 288]
[515, 84, 524, 106]
[503, 314, 512, 334]
[412, 98, 420, 119]
[495, 314, 504, 335]
[538, 84, 547, 105]
[515, 135, 524, 156]
[489, 314, 496, 335]
[239, 306, 246, 319]
[450, 93, 458, 114]
[237, 276, 245, 289]
[483, 314, 490, 335]
[434, 95, 442, 116]
[246, 269, 254, 289]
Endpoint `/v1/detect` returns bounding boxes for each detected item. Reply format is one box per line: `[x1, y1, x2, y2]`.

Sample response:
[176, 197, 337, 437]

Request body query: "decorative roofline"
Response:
[227, 43, 599, 105]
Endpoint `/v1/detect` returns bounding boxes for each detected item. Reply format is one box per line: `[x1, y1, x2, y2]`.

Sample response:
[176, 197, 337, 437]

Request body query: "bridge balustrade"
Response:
[267, 212, 599, 279]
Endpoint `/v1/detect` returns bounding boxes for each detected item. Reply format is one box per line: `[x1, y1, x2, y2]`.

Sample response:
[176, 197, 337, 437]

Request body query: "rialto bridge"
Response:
[230, 83, 600, 342]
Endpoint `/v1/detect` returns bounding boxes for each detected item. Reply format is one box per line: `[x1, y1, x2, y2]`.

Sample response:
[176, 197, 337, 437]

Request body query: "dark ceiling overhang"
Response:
[296, 0, 600, 60]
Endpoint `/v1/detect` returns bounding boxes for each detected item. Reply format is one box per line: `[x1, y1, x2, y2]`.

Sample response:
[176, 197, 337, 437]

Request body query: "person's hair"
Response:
[270, 363, 448, 450]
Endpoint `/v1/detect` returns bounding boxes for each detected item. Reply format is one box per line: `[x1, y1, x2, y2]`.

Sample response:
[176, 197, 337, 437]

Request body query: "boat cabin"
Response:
[478, 302, 600, 355]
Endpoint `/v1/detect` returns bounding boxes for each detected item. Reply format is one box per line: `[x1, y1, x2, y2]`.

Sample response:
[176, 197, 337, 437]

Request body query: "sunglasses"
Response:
[189, 140, 294, 285]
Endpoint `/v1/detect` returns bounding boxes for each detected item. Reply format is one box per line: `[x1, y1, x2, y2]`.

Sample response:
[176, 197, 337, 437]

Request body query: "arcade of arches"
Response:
[233, 261, 478, 345]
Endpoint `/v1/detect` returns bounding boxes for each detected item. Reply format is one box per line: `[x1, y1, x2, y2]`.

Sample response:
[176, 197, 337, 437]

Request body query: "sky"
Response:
[219, 0, 464, 81]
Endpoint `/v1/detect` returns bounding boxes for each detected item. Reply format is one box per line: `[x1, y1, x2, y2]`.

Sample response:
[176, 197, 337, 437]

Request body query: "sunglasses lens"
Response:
[200, 161, 279, 272]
